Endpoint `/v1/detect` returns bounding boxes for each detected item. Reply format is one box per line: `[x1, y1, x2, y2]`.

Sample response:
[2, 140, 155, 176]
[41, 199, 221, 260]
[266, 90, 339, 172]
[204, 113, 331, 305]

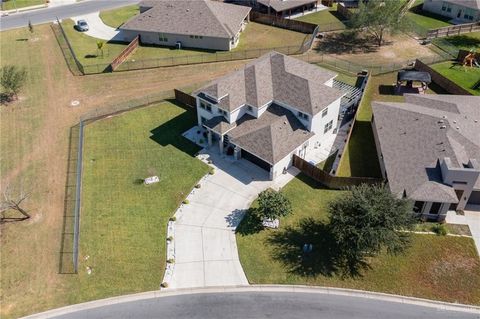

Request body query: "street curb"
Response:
[0, 4, 47, 14]
[22, 285, 480, 318]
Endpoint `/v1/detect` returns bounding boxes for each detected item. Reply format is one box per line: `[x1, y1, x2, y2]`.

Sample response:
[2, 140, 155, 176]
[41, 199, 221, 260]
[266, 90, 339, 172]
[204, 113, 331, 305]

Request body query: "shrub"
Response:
[169, 216, 176, 222]
[257, 190, 292, 220]
[161, 282, 169, 288]
[195, 184, 201, 189]
[183, 199, 189, 204]
[209, 169, 215, 175]
[431, 224, 448, 236]
[166, 258, 175, 264]
[167, 236, 174, 242]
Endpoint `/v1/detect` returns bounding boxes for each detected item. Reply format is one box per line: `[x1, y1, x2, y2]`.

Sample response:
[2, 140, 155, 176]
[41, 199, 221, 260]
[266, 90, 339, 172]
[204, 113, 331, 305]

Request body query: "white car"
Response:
[75, 20, 89, 32]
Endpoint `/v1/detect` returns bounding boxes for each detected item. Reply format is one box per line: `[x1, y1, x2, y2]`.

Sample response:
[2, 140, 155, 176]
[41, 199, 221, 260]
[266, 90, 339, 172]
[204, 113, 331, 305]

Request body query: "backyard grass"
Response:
[74, 101, 209, 302]
[440, 32, 480, 51]
[293, 4, 345, 31]
[99, 4, 139, 29]
[1, 0, 44, 10]
[405, 1, 452, 31]
[431, 61, 480, 95]
[237, 174, 480, 305]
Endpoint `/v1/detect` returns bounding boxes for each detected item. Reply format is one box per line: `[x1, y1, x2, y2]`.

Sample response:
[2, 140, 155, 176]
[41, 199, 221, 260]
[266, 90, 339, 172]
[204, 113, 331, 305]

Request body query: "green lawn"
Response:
[431, 61, 480, 95]
[74, 101, 209, 302]
[405, 0, 452, 33]
[294, 4, 345, 31]
[1, 0, 44, 10]
[440, 32, 480, 51]
[317, 150, 338, 172]
[237, 174, 480, 305]
[99, 4, 139, 29]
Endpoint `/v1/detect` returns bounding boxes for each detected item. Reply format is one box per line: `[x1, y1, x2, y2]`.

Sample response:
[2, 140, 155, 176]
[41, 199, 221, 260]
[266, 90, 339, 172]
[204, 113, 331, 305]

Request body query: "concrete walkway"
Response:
[447, 208, 480, 256]
[70, 11, 123, 41]
[165, 127, 337, 289]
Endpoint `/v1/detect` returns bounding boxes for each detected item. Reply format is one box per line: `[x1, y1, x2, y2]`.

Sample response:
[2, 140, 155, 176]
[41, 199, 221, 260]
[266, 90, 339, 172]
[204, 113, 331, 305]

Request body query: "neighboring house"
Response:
[120, 0, 251, 51]
[372, 94, 480, 221]
[422, 0, 480, 23]
[255, 0, 319, 17]
[194, 51, 345, 180]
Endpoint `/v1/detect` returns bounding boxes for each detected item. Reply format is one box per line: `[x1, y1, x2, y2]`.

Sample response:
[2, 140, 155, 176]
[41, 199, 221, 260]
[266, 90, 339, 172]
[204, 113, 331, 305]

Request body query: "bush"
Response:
[183, 199, 189, 204]
[195, 184, 201, 189]
[166, 258, 175, 264]
[169, 216, 176, 222]
[167, 236, 174, 242]
[257, 189, 292, 220]
[161, 282, 169, 288]
[209, 169, 215, 175]
[431, 224, 448, 236]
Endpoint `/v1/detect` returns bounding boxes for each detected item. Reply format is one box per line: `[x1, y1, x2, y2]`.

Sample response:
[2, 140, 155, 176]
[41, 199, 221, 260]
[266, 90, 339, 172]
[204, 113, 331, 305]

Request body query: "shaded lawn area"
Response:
[75, 101, 209, 302]
[431, 61, 480, 95]
[237, 174, 480, 305]
[293, 4, 345, 31]
[100, 4, 139, 29]
[316, 150, 338, 172]
[440, 32, 480, 51]
[405, 2, 452, 31]
[1, 0, 44, 10]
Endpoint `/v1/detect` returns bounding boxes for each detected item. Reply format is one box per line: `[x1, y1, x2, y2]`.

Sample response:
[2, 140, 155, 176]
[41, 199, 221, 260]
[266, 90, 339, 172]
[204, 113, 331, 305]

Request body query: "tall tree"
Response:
[1, 65, 27, 101]
[328, 184, 415, 274]
[257, 189, 292, 220]
[349, 0, 407, 46]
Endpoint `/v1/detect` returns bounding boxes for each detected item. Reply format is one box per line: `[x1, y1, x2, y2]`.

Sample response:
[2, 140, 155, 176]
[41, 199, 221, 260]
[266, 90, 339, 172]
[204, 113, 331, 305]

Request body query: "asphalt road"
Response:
[52, 292, 479, 319]
[0, 0, 138, 31]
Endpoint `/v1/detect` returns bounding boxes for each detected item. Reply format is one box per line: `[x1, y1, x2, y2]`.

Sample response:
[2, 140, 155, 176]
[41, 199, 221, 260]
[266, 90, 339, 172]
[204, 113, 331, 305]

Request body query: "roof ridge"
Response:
[204, 0, 234, 37]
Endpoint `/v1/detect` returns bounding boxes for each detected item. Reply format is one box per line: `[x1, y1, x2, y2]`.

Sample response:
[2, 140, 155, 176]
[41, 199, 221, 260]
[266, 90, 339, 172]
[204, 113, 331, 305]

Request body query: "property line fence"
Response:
[292, 155, 382, 189]
[426, 22, 480, 39]
[250, 11, 318, 33]
[60, 89, 176, 273]
[110, 35, 139, 71]
[51, 19, 84, 76]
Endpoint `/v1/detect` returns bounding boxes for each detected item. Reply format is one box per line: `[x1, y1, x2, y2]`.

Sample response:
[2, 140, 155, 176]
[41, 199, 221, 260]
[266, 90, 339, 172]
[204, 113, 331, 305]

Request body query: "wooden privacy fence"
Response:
[110, 35, 139, 71]
[414, 59, 473, 95]
[174, 89, 196, 108]
[250, 11, 317, 34]
[292, 155, 382, 189]
[427, 22, 480, 39]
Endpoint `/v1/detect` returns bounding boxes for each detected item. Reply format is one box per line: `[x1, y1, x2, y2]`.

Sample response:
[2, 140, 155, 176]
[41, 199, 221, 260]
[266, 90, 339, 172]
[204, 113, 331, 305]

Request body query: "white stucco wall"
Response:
[310, 98, 341, 137]
[271, 141, 309, 180]
[422, 0, 480, 22]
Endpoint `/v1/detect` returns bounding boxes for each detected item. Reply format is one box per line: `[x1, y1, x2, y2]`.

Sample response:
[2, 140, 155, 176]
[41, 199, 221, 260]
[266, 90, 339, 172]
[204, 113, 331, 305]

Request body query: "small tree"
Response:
[257, 189, 292, 220]
[1, 65, 27, 100]
[328, 184, 415, 273]
[28, 20, 34, 33]
[0, 183, 31, 222]
[349, 0, 407, 46]
[97, 41, 104, 58]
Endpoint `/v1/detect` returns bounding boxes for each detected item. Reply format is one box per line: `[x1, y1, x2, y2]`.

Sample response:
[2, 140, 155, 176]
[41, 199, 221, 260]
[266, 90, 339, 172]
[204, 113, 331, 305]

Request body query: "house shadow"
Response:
[267, 217, 368, 277]
[149, 100, 202, 157]
[345, 121, 382, 178]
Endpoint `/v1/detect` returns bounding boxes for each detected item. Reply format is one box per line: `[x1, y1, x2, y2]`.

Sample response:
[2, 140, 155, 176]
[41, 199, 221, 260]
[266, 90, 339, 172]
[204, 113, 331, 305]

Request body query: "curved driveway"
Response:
[30, 291, 479, 319]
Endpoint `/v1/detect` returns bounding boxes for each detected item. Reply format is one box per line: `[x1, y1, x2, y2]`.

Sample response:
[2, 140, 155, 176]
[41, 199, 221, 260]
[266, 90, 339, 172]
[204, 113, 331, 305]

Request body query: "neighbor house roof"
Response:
[121, 0, 251, 39]
[257, 0, 318, 12]
[228, 103, 314, 165]
[195, 51, 344, 116]
[372, 94, 480, 203]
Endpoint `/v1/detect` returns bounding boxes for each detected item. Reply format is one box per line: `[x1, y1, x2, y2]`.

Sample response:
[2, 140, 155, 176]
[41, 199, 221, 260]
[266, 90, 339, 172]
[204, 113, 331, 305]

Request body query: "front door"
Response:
[457, 8, 463, 18]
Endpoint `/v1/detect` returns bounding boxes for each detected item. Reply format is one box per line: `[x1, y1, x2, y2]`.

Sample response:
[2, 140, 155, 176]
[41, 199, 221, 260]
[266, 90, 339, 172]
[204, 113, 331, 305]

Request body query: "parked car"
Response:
[75, 20, 89, 32]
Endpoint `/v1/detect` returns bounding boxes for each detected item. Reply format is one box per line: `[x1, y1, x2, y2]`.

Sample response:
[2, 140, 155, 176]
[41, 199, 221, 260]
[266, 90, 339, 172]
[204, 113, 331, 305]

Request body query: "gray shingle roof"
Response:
[372, 94, 480, 203]
[121, 0, 251, 38]
[228, 103, 314, 165]
[195, 51, 344, 115]
[257, 0, 319, 12]
[446, 0, 480, 10]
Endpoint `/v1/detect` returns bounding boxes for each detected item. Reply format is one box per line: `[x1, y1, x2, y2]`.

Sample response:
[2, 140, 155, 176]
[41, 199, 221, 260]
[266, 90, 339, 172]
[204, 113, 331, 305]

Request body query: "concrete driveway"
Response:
[465, 208, 480, 256]
[169, 148, 298, 288]
[71, 12, 124, 41]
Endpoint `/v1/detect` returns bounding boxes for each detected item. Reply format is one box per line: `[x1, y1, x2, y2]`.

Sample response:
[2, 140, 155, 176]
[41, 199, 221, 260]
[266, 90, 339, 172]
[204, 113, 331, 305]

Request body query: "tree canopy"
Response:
[257, 189, 292, 220]
[349, 0, 407, 46]
[328, 184, 415, 274]
[1, 65, 27, 101]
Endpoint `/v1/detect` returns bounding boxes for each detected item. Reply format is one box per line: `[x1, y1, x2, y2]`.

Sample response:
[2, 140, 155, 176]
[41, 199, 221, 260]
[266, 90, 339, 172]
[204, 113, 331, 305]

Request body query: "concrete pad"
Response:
[170, 261, 205, 289]
[464, 210, 480, 256]
[174, 225, 203, 263]
[202, 228, 236, 261]
[204, 260, 248, 286]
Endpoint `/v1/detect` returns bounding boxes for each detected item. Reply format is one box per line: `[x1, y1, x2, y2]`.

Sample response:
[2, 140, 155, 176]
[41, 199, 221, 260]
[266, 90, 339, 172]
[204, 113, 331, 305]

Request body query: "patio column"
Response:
[234, 146, 241, 160]
[207, 130, 212, 148]
[269, 166, 274, 181]
[219, 135, 224, 155]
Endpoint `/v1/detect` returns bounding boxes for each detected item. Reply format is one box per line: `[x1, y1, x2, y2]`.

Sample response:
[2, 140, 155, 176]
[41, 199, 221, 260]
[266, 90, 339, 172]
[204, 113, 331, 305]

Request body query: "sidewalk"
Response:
[446, 209, 480, 256]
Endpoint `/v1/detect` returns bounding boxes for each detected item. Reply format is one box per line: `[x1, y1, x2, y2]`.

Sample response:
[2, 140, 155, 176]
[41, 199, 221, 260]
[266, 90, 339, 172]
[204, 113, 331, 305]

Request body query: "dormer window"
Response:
[298, 111, 309, 121]
[200, 100, 212, 112]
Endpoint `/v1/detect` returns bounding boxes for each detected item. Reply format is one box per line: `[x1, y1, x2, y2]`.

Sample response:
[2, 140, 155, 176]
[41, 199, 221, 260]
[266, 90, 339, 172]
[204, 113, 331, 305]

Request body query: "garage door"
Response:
[468, 190, 480, 205]
[241, 149, 271, 172]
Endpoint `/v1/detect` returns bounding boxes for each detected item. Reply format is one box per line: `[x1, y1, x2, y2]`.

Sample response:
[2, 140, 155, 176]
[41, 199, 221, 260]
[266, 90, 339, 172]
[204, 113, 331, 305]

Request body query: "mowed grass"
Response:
[441, 32, 480, 51]
[405, 7, 452, 30]
[99, 4, 139, 29]
[293, 4, 345, 31]
[237, 174, 480, 305]
[1, 0, 44, 10]
[73, 101, 209, 302]
[430, 61, 480, 95]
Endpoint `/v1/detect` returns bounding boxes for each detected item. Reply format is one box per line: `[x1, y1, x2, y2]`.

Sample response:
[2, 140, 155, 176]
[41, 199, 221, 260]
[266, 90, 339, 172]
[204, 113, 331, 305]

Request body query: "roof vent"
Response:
[283, 121, 287, 125]
[438, 120, 444, 124]
[453, 120, 457, 124]
[475, 120, 478, 123]
[440, 125, 447, 129]
[456, 126, 460, 130]
[443, 115, 447, 119]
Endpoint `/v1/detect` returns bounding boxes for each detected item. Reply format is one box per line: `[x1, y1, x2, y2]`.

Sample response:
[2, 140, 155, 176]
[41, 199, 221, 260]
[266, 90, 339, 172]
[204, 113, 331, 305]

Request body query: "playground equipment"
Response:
[463, 50, 480, 68]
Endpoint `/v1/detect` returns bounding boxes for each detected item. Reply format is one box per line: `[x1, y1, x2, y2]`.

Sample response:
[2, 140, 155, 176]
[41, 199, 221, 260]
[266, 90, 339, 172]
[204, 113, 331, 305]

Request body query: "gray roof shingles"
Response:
[257, 0, 319, 12]
[372, 94, 480, 203]
[122, 0, 251, 38]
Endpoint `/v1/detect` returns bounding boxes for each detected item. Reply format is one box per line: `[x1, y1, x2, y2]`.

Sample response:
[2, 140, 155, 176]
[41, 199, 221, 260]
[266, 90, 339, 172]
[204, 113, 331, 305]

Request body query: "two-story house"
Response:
[194, 51, 345, 180]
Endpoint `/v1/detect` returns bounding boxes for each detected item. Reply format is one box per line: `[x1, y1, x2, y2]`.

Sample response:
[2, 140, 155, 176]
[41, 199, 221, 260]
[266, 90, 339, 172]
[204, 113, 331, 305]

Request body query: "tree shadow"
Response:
[225, 208, 247, 228]
[267, 217, 369, 277]
[314, 31, 380, 55]
[149, 100, 201, 157]
[236, 208, 264, 235]
[445, 35, 480, 49]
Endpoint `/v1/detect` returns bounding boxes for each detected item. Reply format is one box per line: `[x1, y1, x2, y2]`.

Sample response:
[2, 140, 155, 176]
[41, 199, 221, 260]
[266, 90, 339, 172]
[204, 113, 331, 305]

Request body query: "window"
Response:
[199, 36, 203, 39]
[200, 100, 212, 112]
[321, 108, 328, 118]
[324, 120, 333, 133]
[190, 35, 194, 38]
[159, 34, 168, 42]
[429, 202, 442, 215]
[218, 108, 227, 116]
[194, 35, 199, 39]
[464, 8, 475, 20]
[413, 201, 424, 213]
[452, 181, 468, 185]
[298, 111, 309, 120]
[441, 2, 452, 12]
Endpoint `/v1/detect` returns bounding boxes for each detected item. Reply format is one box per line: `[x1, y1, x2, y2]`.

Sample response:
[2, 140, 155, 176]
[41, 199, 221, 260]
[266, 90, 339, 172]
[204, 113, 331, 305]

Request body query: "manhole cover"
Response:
[70, 100, 80, 107]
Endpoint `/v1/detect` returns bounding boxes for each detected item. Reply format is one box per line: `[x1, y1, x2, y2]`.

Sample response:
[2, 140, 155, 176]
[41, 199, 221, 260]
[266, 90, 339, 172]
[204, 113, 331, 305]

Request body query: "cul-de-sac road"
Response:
[26, 289, 480, 319]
